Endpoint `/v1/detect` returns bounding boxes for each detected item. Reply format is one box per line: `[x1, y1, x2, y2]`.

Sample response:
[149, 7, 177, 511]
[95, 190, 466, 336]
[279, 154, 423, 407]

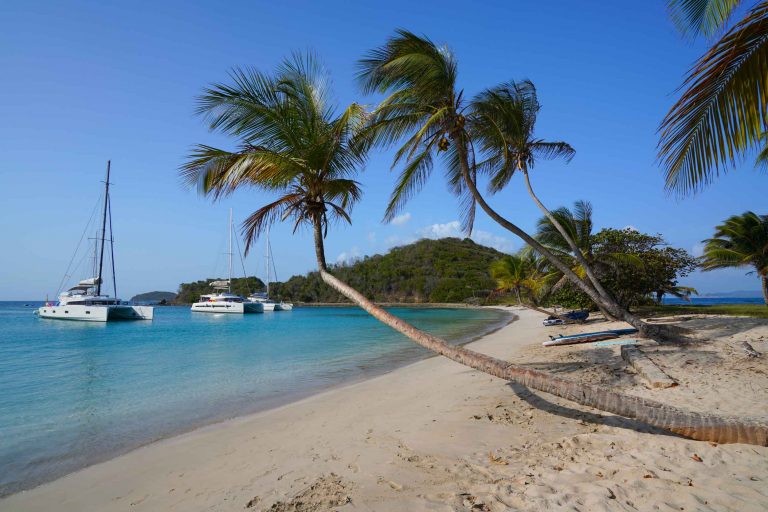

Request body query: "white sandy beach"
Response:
[2, 308, 767, 511]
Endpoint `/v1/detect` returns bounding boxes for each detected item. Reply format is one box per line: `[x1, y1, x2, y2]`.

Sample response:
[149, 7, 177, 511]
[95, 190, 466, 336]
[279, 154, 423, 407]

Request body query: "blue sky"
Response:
[0, 0, 764, 300]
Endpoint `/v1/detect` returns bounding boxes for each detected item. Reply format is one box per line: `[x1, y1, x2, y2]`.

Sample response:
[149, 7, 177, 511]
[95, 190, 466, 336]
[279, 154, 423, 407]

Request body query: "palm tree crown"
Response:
[181, 53, 368, 266]
[700, 211, 768, 303]
[357, 30, 473, 227]
[470, 80, 575, 192]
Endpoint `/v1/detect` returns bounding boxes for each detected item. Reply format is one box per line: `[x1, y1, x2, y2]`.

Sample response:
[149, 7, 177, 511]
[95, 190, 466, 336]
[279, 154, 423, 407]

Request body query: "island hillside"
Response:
[130, 291, 177, 303]
[174, 238, 505, 304]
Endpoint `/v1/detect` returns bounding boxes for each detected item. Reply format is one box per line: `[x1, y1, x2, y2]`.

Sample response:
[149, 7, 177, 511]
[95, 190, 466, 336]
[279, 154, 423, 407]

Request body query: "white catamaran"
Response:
[191, 210, 264, 314]
[247, 228, 293, 311]
[38, 162, 154, 322]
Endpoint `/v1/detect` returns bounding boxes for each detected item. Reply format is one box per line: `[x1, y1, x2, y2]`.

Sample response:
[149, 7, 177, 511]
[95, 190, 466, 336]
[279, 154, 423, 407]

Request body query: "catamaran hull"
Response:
[191, 302, 264, 314]
[37, 305, 154, 322]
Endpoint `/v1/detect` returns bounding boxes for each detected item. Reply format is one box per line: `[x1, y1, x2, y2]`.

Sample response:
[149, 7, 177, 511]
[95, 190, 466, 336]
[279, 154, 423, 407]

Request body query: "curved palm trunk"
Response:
[313, 217, 328, 271]
[762, 275, 768, 305]
[316, 270, 767, 445]
[310, 219, 766, 445]
[521, 168, 616, 307]
[455, 143, 676, 342]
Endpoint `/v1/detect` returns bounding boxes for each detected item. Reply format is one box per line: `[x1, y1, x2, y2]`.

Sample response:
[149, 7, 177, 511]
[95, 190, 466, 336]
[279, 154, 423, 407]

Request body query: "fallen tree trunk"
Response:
[621, 346, 678, 389]
[320, 269, 768, 446]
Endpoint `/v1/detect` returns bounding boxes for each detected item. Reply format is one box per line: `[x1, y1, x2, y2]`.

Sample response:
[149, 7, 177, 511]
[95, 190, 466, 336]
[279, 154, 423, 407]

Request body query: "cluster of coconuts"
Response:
[437, 114, 466, 152]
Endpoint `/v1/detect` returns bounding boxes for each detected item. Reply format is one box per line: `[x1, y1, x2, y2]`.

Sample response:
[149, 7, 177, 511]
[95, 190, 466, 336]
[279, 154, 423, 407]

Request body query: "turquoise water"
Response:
[662, 297, 764, 305]
[0, 302, 509, 496]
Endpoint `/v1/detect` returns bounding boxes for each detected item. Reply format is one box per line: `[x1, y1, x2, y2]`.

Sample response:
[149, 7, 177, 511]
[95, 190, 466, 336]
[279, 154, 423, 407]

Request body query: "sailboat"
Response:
[38, 162, 154, 322]
[191, 210, 264, 314]
[247, 228, 293, 311]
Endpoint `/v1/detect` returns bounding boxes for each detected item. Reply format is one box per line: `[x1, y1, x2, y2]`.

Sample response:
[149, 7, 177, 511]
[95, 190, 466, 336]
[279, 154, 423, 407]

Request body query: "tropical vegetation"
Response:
[488, 203, 698, 311]
[541, 228, 698, 310]
[659, 0, 768, 195]
[700, 211, 768, 304]
[180, 50, 768, 445]
[270, 238, 500, 304]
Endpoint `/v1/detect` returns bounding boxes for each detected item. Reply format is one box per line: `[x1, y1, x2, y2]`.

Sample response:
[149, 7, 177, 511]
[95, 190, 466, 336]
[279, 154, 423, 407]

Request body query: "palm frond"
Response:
[668, 0, 742, 37]
[756, 131, 768, 168]
[241, 194, 304, 254]
[658, 1, 768, 195]
[530, 141, 576, 163]
[383, 147, 434, 222]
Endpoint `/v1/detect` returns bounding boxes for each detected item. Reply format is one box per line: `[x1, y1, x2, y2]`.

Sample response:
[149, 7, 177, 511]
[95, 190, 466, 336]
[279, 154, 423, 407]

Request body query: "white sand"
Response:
[2, 308, 767, 511]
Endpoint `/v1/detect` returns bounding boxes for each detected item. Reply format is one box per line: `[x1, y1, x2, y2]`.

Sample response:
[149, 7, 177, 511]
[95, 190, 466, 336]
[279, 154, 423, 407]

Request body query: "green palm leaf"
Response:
[658, 1, 768, 195]
[668, 0, 743, 36]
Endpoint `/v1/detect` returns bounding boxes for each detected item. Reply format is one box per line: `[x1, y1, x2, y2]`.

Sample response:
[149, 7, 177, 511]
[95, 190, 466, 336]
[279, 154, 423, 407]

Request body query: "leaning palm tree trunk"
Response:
[317, 265, 767, 445]
[455, 145, 676, 342]
[521, 168, 617, 308]
[763, 274, 768, 306]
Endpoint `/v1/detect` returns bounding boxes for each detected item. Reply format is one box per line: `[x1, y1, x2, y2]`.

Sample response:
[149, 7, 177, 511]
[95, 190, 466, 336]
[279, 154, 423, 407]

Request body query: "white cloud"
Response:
[418, 221, 462, 238]
[384, 234, 415, 248]
[415, 220, 514, 253]
[691, 242, 705, 257]
[471, 230, 515, 253]
[336, 247, 361, 265]
[367, 231, 377, 244]
[390, 212, 412, 226]
[623, 225, 639, 232]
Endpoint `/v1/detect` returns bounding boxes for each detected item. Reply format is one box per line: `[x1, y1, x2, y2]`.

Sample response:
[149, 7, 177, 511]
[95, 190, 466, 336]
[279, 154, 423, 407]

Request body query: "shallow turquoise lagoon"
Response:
[0, 302, 510, 496]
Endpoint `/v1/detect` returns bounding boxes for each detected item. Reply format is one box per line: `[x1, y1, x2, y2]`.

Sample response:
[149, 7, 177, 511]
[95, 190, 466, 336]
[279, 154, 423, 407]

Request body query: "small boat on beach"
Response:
[542, 310, 589, 326]
[38, 162, 154, 322]
[191, 210, 264, 314]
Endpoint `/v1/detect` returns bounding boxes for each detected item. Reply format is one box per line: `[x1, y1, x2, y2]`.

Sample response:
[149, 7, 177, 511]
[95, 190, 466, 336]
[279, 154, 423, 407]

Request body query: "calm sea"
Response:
[661, 297, 764, 305]
[0, 302, 510, 496]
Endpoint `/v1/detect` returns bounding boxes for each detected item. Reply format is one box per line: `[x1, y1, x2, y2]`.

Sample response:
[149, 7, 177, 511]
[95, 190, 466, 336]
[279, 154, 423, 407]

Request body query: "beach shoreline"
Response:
[0, 305, 514, 499]
[2, 307, 767, 511]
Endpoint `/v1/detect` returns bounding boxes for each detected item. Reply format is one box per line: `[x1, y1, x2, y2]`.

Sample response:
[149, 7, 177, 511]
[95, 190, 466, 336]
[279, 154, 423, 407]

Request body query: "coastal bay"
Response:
[2, 308, 766, 511]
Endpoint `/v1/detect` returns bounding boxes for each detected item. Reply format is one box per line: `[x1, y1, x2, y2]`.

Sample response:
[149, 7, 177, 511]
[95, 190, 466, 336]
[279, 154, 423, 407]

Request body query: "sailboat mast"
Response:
[265, 225, 270, 297]
[228, 208, 233, 293]
[96, 160, 111, 296]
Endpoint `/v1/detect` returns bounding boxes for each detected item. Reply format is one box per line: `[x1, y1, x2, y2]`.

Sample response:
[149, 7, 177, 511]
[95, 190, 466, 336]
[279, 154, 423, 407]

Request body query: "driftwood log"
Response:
[621, 346, 678, 389]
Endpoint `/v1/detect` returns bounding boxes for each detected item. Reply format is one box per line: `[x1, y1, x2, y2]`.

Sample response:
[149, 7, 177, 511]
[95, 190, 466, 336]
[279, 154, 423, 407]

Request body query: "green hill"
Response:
[270, 238, 504, 303]
[130, 291, 177, 303]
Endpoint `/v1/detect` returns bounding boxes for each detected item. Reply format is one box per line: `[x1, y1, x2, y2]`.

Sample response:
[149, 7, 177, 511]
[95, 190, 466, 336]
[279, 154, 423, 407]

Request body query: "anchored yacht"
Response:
[38, 162, 154, 322]
[191, 210, 264, 314]
[191, 283, 264, 314]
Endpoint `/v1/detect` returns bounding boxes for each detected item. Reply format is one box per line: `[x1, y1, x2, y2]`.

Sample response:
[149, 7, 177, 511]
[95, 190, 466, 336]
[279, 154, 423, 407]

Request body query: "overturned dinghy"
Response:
[543, 328, 638, 347]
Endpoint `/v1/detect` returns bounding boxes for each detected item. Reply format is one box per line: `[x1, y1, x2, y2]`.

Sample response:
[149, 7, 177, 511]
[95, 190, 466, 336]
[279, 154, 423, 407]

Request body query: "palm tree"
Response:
[181, 55, 366, 270]
[490, 253, 571, 320]
[658, 0, 768, 195]
[470, 81, 620, 310]
[490, 254, 537, 304]
[700, 211, 768, 304]
[184, 53, 767, 445]
[357, 30, 673, 341]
